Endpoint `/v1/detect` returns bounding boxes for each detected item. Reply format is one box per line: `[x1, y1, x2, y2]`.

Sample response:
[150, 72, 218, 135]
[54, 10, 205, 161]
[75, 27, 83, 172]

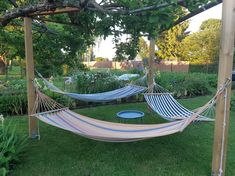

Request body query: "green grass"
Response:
[6, 96, 235, 176]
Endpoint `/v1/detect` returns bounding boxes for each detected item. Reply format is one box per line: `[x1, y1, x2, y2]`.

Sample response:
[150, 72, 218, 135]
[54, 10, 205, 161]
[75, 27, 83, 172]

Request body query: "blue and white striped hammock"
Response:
[144, 93, 215, 121]
[37, 73, 147, 103]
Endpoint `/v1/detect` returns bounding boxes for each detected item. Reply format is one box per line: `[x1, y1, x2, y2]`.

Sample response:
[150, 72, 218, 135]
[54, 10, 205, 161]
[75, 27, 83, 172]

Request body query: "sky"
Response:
[93, 4, 222, 60]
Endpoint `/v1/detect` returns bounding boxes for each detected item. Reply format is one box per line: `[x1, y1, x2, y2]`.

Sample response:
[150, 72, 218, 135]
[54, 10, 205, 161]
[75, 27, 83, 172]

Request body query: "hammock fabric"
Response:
[32, 88, 222, 142]
[35, 108, 193, 142]
[144, 93, 215, 122]
[37, 73, 147, 102]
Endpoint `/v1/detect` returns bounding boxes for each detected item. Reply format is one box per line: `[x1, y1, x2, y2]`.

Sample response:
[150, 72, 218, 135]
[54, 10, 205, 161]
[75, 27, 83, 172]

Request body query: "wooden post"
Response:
[24, 17, 38, 138]
[211, 0, 235, 175]
[147, 37, 155, 93]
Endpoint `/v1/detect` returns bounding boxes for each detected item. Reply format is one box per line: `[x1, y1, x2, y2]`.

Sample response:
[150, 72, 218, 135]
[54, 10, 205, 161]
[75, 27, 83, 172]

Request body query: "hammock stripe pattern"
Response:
[144, 93, 214, 122]
[35, 108, 192, 142]
[65, 85, 146, 102]
[38, 73, 147, 102]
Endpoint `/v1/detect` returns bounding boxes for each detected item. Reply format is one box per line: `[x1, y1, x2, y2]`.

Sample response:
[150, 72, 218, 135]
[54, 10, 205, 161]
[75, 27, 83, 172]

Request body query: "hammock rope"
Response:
[219, 85, 228, 176]
[30, 79, 229, 142]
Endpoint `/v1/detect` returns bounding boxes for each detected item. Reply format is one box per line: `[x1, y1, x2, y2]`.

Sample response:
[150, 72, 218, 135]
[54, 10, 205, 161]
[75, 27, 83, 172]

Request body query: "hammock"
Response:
[36, 72, 147, 102]
[32, 85, 223, 142]
[144, 93, 215, 122]
[142, 80, 225, 122]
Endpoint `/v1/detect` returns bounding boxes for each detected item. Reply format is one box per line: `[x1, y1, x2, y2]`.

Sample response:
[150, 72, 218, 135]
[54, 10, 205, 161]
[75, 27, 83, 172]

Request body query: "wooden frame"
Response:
[24, 17, 37, 138]
[29, 7, 80, 16]
[22, 1, 235, 174]
[211, 0, 235, 175]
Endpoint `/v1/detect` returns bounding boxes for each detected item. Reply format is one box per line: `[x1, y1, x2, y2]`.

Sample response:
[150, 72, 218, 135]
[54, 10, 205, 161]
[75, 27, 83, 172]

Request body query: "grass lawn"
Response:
[7, 96, 235, 176]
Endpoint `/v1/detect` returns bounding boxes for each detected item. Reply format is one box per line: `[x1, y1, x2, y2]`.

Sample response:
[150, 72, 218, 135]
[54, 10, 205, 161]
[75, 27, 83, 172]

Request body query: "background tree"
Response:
[138, 37, 149, 59]
[155, 21, 189, 61]
[0, 0, 215, 75]
[0, 22, 24, 79]
[181, 19, 221, 72]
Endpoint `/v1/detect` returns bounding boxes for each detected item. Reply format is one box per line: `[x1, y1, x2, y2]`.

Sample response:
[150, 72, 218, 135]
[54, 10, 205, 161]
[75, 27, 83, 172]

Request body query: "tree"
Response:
[0, 0, 215, 73]
[0, 21, 25, 79]
[181, 19, 221, 72]
[155, 21, 189, 61]
[138, 37, 149, 59]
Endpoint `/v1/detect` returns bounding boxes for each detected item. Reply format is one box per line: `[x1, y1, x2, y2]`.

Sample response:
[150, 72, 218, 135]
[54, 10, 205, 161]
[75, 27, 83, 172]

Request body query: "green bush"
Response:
[74, 71, 125, 94]
[0, 79, 26, 93]
[0, 122, 28, 175]
[129, 68, 144, 75]
[189, 63, 218, 73]
[155, 72, 216, 98]
[181, 77, 211, 97]
[0, 79, 27, 116]
[0, 93, 27, 115]
[95, 57, 108, 62]
[45, 91, 76, 108]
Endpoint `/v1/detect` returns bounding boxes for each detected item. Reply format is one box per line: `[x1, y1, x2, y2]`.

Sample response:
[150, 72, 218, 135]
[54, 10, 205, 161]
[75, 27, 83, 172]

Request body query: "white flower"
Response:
[0, 114, 4, 126]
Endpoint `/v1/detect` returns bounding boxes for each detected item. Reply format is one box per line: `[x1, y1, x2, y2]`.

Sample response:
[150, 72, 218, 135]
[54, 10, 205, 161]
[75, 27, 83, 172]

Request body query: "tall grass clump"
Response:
[0, 120, 28, 176]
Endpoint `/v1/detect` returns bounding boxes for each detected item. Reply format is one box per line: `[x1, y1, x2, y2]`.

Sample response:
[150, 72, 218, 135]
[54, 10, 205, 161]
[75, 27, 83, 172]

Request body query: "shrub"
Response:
[206, 74, 217, 88]
[128, 68, 144, 75]
[181, 77, 211, 97]
[0, 93, 27, 115]
[45, 91, 76, 108]
[0, 79, 26, 93]
[74, 71, 125, 94]
[95, 57, 108, 62]
[189, 63, 218, 73]
[0, 122, 28, 175]
[155, 72, 215, 98]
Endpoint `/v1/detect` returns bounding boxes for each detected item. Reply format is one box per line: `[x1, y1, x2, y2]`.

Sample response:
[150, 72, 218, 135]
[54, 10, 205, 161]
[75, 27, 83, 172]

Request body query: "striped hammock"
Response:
[144, 93, 215, 122]
[141, 80, 230, 122]
[32, 88, 223, 142]
[37, 73, 147, 102]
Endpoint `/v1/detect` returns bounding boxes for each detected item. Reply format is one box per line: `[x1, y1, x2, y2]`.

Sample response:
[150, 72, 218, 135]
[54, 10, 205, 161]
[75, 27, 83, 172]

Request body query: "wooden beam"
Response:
[147, 37, 155, 93]
[211, 0, 235, 175]
[29, 7, 80, 16]
[24, 17, 38, 138]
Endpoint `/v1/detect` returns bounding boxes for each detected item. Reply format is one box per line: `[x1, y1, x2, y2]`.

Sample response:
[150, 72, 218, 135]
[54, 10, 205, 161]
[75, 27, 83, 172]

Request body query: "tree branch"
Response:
[173, 0, 222, 28]
[0, 0, 202, 26]
[129, 0, 185, 13]
[7, 0, 18, 8]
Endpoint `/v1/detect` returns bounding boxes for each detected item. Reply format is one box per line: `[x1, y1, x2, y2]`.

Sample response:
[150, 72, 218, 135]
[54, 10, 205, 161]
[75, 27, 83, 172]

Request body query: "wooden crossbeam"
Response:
[29, 7, 80, 16]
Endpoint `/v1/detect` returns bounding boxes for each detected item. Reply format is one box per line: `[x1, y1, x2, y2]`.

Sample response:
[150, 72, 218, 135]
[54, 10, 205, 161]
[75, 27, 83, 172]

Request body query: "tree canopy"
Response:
[0, 0, 221, 75]
[181, 19, 221, 66]
[156, 21, 189, 61]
